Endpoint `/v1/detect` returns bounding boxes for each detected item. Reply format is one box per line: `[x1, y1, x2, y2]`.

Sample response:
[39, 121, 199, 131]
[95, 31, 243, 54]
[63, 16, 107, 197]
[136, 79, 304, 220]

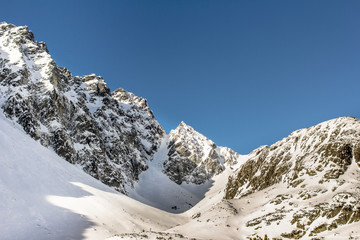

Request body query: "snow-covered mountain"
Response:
[1, 22, 359, 240]
[164, 117, 360, 240]
[221, 117, 360, 239]
[0, 22, 163, 193]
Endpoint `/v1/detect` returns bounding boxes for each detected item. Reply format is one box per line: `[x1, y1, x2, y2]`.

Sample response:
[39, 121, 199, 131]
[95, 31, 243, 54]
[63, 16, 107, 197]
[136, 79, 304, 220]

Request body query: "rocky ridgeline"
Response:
[0, 22, 165, 193]
[164, 121, 239, 184]
[225, 117, 360, 239]
[225, 117, 360, 199]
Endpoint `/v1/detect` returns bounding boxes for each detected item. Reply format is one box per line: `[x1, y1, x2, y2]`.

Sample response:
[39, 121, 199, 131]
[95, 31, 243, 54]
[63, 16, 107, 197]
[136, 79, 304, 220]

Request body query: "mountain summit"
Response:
[164, 121, 227, 184]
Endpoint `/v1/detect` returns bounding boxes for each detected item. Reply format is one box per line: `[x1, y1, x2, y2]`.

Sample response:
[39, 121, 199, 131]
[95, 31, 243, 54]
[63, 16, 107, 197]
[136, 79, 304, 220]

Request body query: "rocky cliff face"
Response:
[163, 121, 238, 184]
[0, 22, 165, 193]
[224, 117, 360, 239]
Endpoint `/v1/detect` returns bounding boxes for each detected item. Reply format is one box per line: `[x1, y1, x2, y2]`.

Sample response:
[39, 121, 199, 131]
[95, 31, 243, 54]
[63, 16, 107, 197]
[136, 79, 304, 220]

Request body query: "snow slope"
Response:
[0, 112, 185, 240]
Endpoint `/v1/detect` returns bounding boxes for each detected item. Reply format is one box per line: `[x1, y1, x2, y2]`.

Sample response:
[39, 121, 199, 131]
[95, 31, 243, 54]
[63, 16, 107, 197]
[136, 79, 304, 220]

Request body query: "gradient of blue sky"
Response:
[2, 0, 360, 154]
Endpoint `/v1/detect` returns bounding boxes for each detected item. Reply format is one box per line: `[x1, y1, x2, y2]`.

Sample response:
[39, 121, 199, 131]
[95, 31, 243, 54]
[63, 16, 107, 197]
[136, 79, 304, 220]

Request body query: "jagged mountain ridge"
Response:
[0, 22, 237, 193]
[0, 22, 166, 193]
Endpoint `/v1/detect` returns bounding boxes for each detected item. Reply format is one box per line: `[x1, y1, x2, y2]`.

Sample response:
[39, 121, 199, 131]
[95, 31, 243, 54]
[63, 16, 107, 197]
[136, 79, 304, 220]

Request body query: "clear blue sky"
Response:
[2, 0, 360, 154]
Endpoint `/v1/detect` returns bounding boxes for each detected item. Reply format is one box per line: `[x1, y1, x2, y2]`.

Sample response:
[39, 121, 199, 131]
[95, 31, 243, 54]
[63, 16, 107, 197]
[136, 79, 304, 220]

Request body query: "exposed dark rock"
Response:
[163, 121, 239, 184]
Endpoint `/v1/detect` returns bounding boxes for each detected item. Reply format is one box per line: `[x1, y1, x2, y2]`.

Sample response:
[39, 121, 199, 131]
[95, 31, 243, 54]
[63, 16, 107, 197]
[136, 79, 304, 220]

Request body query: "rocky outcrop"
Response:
[163, 121, 239, 184]
[0, 22, 165, 193]
[225, 117, 360, 199]
[289, 193, 360, 237]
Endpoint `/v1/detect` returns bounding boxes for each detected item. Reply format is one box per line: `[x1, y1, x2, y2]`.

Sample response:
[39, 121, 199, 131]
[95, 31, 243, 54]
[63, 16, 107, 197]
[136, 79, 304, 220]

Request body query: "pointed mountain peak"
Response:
[178, 120, 190, 128]
[175, 121, 194, 131]
[171, 121, 211, 144]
